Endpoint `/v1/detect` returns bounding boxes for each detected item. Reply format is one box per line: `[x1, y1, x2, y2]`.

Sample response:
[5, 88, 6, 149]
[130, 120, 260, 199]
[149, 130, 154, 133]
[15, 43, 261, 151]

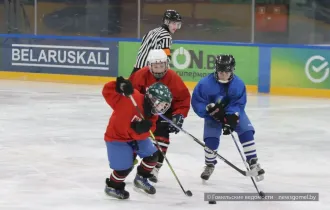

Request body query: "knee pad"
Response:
[143, 150, 159, 163]
[204, 137, 220, 150]
[239, 131, 254, 143]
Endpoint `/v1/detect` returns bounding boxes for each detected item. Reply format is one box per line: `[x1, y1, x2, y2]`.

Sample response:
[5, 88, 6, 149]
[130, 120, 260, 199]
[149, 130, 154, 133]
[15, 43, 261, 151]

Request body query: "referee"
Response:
[131, 9, 182, 75]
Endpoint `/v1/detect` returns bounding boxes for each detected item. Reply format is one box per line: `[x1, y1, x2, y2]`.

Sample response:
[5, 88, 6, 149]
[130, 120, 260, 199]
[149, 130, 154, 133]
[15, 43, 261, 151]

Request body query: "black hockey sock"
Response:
[107, 168, 132, 190]
[137, 151, 158, 178]
[156, 150, 165, 168]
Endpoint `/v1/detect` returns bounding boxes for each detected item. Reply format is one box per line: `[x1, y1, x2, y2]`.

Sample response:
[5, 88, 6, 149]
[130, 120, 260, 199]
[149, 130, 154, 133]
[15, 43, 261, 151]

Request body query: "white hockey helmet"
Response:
[147, 49, 168, 79]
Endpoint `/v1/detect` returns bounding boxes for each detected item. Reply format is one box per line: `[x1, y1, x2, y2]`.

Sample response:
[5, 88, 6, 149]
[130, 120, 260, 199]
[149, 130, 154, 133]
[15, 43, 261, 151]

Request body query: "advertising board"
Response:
[118, 42, 259, 85]
[2, 38, 118, 77]
[271, 48, 330, 89]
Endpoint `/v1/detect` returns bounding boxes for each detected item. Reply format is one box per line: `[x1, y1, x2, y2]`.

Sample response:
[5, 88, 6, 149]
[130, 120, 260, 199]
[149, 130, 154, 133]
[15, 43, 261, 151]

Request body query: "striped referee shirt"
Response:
[134, 26, 172, 69]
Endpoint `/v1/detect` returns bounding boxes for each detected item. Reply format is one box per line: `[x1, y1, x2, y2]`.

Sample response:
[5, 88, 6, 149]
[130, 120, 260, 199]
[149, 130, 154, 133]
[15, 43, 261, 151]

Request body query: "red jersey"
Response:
[102, 81, 158, 142]
[129, 67, 191, 117]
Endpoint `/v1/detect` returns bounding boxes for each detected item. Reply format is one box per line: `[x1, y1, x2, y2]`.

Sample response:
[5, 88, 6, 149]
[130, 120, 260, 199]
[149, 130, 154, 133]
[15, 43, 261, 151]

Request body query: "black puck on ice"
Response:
[185, 190, 193, 197]
[259, 191, 266, 198]
[208, 200, 217, 204]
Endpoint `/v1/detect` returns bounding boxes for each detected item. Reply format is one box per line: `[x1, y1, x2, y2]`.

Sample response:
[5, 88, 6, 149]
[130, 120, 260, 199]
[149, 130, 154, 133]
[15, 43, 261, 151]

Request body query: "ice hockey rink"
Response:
[1, 80, 330, 210]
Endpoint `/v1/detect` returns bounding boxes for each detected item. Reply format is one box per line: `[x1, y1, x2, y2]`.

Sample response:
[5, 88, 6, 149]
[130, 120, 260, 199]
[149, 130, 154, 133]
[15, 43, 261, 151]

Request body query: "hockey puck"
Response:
[208, 201, 217, 204]
[259, 191, 266, 198]
[185, 190, 193, 197]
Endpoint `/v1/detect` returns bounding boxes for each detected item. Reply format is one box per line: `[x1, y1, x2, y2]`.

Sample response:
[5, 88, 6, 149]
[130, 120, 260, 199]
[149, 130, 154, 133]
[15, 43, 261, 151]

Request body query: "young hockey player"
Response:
[191, 54, 265, 182]
[131, 9, 182, 75]
[129, 49, 191, 183]
[102, 76, 173, 199]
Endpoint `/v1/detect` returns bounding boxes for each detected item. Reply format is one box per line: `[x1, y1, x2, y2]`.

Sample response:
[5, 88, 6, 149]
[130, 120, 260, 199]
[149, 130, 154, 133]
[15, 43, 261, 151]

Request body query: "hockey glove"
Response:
[169, 114, 184, 134]
[130, 119, 152, 134]
[115, 76, 133, 96]
[222, 113, 239, 135]
[206, 103, 225, 122]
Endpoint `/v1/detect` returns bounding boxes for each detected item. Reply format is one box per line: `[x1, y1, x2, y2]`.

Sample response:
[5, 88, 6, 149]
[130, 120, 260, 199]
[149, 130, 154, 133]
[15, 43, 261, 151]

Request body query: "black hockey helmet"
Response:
[214, 54, 235, 83]
[163, 9, 182, 23]
[215, 54, 236, 73]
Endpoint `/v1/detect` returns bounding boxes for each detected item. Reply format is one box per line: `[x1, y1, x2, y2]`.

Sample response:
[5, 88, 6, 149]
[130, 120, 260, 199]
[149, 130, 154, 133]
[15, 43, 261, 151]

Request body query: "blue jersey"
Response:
[191, 73, 247, 121]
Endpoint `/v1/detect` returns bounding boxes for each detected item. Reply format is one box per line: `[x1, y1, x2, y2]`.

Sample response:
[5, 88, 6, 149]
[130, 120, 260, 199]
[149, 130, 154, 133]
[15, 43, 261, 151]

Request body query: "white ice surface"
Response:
[1, 80, 330, 210]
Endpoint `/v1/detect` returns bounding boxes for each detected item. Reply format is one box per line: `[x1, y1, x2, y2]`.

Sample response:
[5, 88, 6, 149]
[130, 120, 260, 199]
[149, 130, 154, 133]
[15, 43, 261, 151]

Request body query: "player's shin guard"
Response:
[201, 137, 219, 180]
[149, 137, 168, 183]
[105, 168, 131, 199]
[134, 151, 158, 194]
[239, 131, 265, 181]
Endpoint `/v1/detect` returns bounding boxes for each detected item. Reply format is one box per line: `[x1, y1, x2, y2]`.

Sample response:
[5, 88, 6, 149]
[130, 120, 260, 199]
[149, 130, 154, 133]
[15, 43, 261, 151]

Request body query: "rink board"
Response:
[1, 34, 330, 98]
[0, 71, 257, 93]
[1, 70, 328, 98]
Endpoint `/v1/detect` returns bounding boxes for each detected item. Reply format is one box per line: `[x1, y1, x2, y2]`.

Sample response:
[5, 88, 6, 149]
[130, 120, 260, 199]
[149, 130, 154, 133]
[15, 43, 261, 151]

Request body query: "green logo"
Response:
[170, 47, 216, 70]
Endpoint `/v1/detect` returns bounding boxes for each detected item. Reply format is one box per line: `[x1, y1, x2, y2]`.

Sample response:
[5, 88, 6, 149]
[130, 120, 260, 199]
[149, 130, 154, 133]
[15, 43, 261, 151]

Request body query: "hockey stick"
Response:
[159, 114, 258, 177]
[228, 129, 265, 197]
[128, 95, 193, 197]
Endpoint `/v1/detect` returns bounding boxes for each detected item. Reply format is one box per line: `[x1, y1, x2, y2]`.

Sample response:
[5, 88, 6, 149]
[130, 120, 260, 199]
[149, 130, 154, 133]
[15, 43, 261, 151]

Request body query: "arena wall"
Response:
[0, 34, 329, 98]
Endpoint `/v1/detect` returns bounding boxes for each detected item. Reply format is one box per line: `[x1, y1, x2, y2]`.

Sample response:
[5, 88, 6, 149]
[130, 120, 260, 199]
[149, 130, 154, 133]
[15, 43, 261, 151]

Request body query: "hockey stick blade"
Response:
[159, 114, 254, 177]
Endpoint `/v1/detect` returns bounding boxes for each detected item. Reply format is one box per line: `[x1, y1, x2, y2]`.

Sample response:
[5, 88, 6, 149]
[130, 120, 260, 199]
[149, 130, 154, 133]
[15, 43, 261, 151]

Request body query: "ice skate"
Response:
[134, 174, 156, 194]
[104, 178, 130, 199]
[248, 158, 265, 182]
[201, 164, 215, 180]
